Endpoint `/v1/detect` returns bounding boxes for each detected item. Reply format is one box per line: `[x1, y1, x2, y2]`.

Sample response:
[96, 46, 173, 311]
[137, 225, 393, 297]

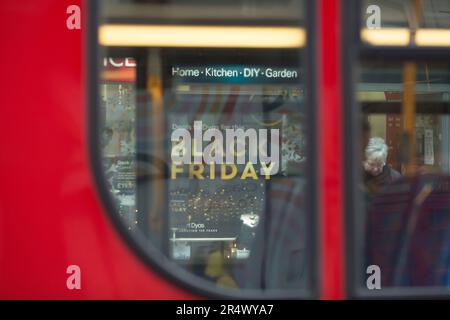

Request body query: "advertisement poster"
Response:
[168, 113, 268, 240]
[167, 65, 305, 260]
[100, 80, 137, 225]
[103, 156, 137, 222]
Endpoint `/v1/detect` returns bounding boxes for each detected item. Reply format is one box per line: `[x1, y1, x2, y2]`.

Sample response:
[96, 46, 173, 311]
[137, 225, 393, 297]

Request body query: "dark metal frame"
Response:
[87, 0, 318, 299]
[343, 0, 450, 299]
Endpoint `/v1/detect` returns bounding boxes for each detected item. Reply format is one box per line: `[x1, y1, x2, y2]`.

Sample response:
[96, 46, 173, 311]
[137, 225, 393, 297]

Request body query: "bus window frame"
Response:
[87, 0, 319, 299]
[344, 0, 450, 299]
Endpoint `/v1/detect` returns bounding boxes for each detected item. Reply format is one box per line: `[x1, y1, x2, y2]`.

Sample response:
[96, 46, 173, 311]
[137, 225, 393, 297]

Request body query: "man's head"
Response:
[364, 137, 388, 176]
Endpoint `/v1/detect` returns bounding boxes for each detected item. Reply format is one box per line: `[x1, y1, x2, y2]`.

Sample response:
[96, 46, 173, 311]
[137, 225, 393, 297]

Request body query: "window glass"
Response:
[357, 60, 450, 290]
[95, 0, 312, 294]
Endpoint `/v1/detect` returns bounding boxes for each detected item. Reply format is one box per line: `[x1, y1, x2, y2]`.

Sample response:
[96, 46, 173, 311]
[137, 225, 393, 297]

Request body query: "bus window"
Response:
[350, 0, 450, 296]
[91, 0, 315, 297]
[359, 61, 450, 289]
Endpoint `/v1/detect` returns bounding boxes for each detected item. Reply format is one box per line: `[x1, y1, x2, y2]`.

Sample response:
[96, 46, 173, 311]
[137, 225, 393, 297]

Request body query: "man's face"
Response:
[363, 158, 384, 176]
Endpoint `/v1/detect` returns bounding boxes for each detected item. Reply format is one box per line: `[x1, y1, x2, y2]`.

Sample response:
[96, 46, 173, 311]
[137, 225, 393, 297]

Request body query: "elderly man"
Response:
[363, 137, 401, 194]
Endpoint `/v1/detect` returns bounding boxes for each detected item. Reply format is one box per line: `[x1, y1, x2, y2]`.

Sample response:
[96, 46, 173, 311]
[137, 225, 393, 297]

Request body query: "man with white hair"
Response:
[363, 137, 401, 194]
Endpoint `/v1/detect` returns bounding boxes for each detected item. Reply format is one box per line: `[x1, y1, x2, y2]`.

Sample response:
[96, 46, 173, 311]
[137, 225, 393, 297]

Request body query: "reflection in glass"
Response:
[97, 0, 310, 293]
[359, 61, 450, 288]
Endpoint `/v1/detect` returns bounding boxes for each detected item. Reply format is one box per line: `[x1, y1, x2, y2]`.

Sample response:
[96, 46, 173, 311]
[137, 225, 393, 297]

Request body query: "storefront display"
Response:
[100, 77, 137, 227]
[99, 58, 306, 268]
[167, 70, 304, 260]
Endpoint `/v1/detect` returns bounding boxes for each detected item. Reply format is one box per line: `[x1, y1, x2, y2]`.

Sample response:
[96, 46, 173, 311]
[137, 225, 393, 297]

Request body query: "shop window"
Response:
[89, 0, 315, 298]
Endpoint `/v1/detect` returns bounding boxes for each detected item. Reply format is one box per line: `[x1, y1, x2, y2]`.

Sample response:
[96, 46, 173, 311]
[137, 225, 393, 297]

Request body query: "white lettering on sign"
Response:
[187, 222, 205, 229]
[103, 58, 136, 68]
[205, 67, 238, 77]
[244, 68, 260, 77]
[265, 68, 298, 78]
[172, 67, 200, 77]
[171, 66, 299, 80]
